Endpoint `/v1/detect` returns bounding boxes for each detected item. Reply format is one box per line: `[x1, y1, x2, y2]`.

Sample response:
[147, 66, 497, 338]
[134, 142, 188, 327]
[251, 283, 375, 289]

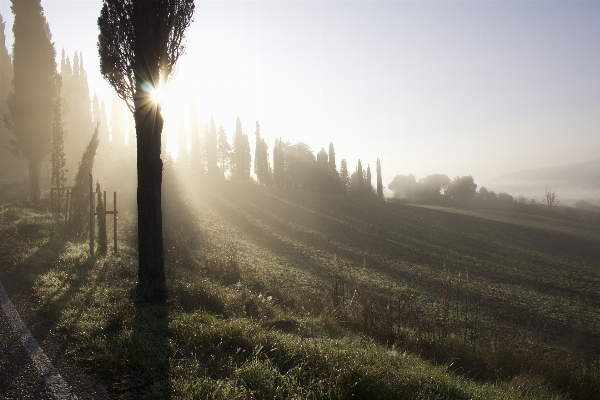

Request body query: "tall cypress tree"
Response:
[231, 117, 250, 181]
[5, 0, 56, 203]
[99, 0, 195, 299]
[216, 126, 230, 177]
[254, 121, 269, 185]
[62, 51, 94, 176]
[339, 159, 349, 193]
[357, 159, 364, 191]
[328, 142, 336, 171]
[366, 164, 372, 193]
[0, 13, 25, 178]
[50, 75, 67, 214]
[69, 124, 99, 235]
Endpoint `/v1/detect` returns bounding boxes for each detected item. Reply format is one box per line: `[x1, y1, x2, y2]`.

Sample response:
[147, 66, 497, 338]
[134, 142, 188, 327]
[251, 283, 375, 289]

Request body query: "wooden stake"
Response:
[89, 173, 94, 258]
[114, 191, 118, 254]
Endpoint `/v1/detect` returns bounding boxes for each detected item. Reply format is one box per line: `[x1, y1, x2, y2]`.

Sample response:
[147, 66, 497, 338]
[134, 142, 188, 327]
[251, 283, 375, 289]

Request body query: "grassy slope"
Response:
[2, 177, 598, 398]
[174, 179, 600, 342]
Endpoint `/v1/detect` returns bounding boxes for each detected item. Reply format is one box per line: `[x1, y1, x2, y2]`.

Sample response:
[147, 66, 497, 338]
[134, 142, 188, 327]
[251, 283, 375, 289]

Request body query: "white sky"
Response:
[1, 0, 599, 189]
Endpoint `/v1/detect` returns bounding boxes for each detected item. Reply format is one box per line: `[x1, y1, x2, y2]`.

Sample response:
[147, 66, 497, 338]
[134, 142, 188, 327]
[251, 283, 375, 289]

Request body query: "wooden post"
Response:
[113, 191, 118, 254]
[89, 173, 94, 258]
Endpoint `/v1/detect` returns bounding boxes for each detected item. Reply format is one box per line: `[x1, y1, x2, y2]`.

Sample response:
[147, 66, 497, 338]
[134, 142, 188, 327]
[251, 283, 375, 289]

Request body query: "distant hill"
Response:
[485, 157, 600, 198]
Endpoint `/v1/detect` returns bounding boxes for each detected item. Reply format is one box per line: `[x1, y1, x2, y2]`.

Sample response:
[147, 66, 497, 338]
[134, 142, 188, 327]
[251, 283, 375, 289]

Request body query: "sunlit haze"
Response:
[1, 0, 599, 191]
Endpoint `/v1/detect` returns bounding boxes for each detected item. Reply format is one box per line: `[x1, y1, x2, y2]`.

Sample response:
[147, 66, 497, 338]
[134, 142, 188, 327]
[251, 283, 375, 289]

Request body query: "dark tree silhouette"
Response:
[69, 124, 99, 235]
[445, 175, 477, 201]
[61, 51, 94, 176]
[254, 122, 270, 185]
[366, 164, 372, 192]
[419, 174, 450, 198]
[328, 142, 336, 171]
[356, 159, 364, 191]
[4, 0, 56, 203]
[231, 117, 251, 182]
[216, 126, 230, 177]
[0, 14, 25, 178]
[98, 0, 194, 300]
[50, 75, 67, 214]
[339, 159, 349, 193]
[376, 158, 383, 199]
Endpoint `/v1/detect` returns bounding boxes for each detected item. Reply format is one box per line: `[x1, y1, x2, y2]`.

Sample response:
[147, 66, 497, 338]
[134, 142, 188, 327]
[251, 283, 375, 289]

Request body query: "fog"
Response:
[1, 0, 599, 201]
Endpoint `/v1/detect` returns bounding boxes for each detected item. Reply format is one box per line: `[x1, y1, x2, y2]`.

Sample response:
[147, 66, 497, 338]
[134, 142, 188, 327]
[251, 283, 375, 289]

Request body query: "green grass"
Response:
[1, 177, 597, 398]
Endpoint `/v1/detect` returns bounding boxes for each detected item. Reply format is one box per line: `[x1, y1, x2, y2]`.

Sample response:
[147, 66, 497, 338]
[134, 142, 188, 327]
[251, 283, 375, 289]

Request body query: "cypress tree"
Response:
[216, 126, 230, 177]
[50, 75, 67, 215]
[231, 117, 251, 181]
[357, 159, 364, 191]
[5, 0, 56, 203]
[339, 159, 349, 193]
[254, 122, 270, 185]
[69, 124, 99, 235]
[0, 14, 25, 178]
[99, 0, 195, 300]
[366, 164, 372, 193]
[328, 142, 336, 171]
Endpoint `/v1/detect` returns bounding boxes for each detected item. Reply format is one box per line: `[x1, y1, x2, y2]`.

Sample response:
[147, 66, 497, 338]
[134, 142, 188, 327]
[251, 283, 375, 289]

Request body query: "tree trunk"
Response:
[29, 160, 41, 204]
[135, 100, 166, 301]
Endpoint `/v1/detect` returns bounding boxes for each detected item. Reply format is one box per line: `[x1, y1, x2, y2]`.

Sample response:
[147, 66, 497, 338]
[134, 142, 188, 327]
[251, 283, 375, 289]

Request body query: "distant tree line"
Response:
[388, 173, 567, 211]
[176, 111, 384, 199]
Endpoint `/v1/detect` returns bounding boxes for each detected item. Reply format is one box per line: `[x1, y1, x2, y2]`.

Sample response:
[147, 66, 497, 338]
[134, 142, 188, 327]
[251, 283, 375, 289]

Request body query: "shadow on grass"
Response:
[127, 290, 172, 399]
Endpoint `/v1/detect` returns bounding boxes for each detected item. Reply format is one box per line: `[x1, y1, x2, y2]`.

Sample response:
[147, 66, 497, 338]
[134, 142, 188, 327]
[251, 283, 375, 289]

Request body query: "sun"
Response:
[151, 85, 165, 105]
[140, 81, 166, 105]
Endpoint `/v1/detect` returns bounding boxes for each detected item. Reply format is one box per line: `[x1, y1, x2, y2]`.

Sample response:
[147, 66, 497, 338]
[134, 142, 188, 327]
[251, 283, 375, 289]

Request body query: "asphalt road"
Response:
[0, 275, 112, 399]
[0, 301, 51, 399]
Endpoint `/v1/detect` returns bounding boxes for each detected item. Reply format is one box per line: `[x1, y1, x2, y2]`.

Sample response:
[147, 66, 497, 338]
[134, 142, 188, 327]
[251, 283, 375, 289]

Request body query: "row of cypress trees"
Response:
[0, 3, 105, 206]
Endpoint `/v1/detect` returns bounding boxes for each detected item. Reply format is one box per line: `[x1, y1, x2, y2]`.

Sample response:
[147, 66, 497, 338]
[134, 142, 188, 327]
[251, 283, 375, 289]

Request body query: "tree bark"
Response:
[135, 100, 166, 301]
[29, 160, 41, 204]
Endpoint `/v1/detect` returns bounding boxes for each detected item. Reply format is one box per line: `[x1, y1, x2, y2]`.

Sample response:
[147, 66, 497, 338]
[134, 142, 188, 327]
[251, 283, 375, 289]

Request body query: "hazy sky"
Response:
[1, 0, 599, 191]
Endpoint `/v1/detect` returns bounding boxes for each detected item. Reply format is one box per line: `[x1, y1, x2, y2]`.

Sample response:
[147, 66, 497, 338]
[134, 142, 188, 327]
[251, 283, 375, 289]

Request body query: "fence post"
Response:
[113, 191, 118, 254]
[89, 173, 94, 258]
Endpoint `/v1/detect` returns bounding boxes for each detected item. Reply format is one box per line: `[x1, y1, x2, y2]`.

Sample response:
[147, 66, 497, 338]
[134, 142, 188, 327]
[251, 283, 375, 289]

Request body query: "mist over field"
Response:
[0, 1, 599, 398]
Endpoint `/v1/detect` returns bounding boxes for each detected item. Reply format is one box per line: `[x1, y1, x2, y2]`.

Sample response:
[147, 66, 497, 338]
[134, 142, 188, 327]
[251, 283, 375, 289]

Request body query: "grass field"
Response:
[1, 173, 598, 398]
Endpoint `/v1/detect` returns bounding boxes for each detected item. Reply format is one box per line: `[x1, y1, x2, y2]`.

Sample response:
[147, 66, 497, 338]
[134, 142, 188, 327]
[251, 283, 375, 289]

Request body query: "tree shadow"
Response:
[130, 292, 171, 399]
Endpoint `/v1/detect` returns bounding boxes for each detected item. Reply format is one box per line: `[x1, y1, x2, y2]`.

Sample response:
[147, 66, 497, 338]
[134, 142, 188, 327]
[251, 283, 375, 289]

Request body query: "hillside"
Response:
[171, 178, 600, 339]
[486, 157, 600, 198]
[1, 177, 599, 398]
